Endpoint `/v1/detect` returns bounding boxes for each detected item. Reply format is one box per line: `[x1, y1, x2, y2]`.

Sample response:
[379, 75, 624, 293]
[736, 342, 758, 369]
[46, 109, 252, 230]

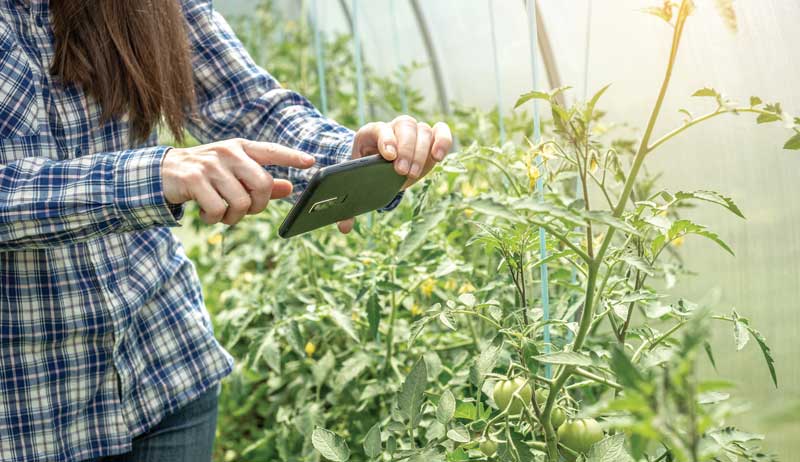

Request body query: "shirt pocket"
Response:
[0, 27, 40, 142]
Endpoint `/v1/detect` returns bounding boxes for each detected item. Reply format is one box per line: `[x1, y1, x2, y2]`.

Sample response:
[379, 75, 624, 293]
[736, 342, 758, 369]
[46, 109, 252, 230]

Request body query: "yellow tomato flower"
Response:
[464, 208, 474, 219]
[591, 122, 608, 135]
[461, 182, 477, 198]
[672, 236, 685, 247]
[525, 154, 540, 190]
[410, 304, 424, 317]
[589, 156, 599, 173]
[459, 282, 476, 294]
[420, 278, 437, 297]
[304, 341, 316, 358]
[207, 233, 223, 245]
[360, 257, 374, 266]
[444, 279, 457, 291]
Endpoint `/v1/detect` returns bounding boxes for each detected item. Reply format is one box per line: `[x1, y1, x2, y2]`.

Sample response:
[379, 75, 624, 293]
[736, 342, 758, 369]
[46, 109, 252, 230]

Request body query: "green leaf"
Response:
[457, 292, 477, 307]
[622, 255, 655, 276]
[585, 83, 612, 121]
[641, 4, 673, 23]
[333, 353, 371, 391]
[398, 358, 428, 424]
[692, 87, 720, 98]
[285, 321, 305, 356]
[534, 351, 594, 367]
[470, 342, 502, 387]
[745, 325, 778, 387]
[783, 133, 800, 150]
[255, 332, 282, 373]
[672, 190, 744, 218]
[514, 90, 551, 109]
[585, 434, 634, 462]
[704, 342, 718, 371]
[436, 389, 456, 424]
[398, 205, 447, 259]
[330, 309, 360, 343]
[732, 310, 750, 351]
[363, 423, 382, 459]
[312, 428, 351, 462]
[446, 424, 470, 443]
[496, 430, 536, 462]
[313, 351, 336, 386]
[750, 96, 762, 107]
[609, 346, 645, 390]
[757, 113, 781, 124]
[366, 294, 381, 340]
[468, 197, 520, 222]
[668, 220, 734, 256]
[453, 401, 477, 420]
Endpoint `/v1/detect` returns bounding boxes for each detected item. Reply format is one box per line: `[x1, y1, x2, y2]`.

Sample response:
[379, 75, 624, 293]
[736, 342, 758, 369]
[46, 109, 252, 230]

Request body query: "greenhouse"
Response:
[0, 0, 797, 461]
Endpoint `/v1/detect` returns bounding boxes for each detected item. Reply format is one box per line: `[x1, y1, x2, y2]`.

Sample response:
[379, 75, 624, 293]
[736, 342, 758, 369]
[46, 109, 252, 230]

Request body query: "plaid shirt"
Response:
[0, 1, 399, 461]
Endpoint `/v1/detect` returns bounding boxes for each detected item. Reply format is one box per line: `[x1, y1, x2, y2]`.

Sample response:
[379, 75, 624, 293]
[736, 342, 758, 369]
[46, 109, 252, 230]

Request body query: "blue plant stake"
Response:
[526, 0, 551, 379]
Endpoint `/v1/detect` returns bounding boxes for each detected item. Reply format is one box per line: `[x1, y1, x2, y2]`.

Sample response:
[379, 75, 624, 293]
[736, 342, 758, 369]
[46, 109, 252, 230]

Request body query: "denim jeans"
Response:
[89, 384, 220, 462]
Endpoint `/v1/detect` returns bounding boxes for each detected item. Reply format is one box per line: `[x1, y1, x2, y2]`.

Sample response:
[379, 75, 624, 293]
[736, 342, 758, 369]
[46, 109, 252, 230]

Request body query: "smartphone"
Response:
[278, 155, 406, 238]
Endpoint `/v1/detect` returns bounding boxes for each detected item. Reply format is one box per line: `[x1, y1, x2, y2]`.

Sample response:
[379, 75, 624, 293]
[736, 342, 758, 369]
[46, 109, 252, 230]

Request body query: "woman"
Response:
[0, 1, 452, 461]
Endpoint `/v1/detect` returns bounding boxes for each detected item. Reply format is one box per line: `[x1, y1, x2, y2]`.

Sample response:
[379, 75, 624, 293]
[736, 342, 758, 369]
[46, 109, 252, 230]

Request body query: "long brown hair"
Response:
[50, 0, 195, 142]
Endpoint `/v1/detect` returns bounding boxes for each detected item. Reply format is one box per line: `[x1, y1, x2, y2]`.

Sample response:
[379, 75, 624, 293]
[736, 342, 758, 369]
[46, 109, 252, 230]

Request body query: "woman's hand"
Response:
[162, 138, 315, 225]
[338, 116, 453, 233]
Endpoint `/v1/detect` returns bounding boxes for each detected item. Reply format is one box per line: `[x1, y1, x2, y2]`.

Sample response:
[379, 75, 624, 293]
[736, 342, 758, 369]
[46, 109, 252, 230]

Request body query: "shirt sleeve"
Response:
[0, 147, 183, 252]
[180, 0, 403, 210]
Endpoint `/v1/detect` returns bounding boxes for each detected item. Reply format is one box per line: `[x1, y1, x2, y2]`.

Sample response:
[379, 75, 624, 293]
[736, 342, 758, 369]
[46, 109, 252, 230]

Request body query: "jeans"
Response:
[88, 384, 220, 462]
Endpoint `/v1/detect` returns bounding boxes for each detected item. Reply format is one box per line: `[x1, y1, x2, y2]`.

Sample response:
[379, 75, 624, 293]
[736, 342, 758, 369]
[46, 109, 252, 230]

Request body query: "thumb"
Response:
[270, 179, 294, 199]
[337, 217, 355, 234]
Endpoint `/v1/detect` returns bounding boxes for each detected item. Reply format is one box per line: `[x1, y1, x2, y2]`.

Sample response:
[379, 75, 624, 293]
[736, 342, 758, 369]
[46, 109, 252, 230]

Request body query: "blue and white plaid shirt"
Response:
[0, 1, 398, 461]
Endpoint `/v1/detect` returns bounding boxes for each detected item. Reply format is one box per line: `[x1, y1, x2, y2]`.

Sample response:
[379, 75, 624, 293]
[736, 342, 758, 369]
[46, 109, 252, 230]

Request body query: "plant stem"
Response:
[540, 4, 694, 460]
[648, 107, 774, 153]
[384, 266, 399, 373]
[594, 0, 692, 267]
[632, 319, 687, 363]
[573, 367, 623, 390]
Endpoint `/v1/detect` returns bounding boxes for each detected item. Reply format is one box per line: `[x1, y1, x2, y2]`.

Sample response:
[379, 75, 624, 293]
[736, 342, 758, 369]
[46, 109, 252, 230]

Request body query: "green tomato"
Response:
[492, 377, 532, 416]
[479, 439, 498, 457]
[534, 388, 549, 405]
[551, 406, 566, 428]
[557, 418, 604, 461]
[534, 389, 566, 428]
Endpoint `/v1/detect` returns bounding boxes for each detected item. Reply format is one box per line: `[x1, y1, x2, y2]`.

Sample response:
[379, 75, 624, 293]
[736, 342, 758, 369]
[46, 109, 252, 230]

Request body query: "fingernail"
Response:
[385, 144, 398, 158]
[434, 149, 446, 161]
[303, 154, 315, 164]
[409, 163, 421, 177]
[397, 159, 410, 174]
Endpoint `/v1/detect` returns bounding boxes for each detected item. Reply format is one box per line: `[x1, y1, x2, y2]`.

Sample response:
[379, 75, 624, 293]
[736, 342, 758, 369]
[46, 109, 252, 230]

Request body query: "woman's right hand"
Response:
[161, 138, 315, 225]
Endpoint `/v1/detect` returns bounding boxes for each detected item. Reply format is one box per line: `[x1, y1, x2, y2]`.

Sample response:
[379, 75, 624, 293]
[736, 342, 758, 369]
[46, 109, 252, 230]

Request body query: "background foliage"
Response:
[168, 1, 798, 461]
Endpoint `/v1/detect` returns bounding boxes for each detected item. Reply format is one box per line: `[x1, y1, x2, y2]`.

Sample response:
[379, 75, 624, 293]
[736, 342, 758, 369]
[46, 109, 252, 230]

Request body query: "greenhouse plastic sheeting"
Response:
[217, 1, 799, 456]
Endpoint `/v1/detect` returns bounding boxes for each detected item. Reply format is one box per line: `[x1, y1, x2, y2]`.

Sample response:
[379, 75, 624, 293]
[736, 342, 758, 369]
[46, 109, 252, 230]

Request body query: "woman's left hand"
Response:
[337, 116, 453, 234]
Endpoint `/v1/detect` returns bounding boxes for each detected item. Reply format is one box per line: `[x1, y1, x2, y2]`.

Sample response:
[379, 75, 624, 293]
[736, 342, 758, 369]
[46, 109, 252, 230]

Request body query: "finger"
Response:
[431, 122, 453, 161]
[192, 180, 228, 225]
[230, 156, 273, 214]
[392, 116, 418, 176]
[271, 179, 294, 199]
[337, 217, 355, 234]
[241, 140, 316, 169]
[354, 122, 397, 161]
[211, 169, 252, 225]
[375, 122, 398, 161]
[409, 122, 433, 179]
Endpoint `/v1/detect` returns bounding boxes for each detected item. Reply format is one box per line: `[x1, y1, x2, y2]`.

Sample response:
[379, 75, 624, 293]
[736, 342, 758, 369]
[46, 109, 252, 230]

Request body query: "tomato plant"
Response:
[185, 1, 799, 461]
